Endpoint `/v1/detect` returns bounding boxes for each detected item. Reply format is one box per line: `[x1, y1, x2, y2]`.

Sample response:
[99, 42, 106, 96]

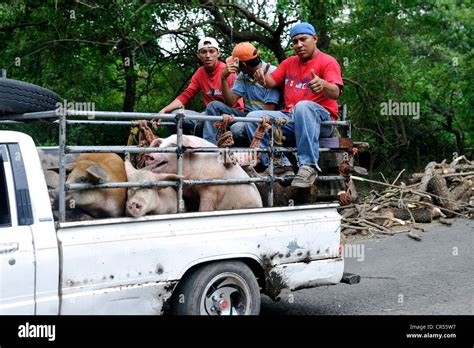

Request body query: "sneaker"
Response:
[291, 165, 318, 188]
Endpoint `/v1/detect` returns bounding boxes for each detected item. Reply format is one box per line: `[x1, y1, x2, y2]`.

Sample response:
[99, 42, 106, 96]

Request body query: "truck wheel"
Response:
[172, 261, 261, 315]
[0, 78, 61, 115]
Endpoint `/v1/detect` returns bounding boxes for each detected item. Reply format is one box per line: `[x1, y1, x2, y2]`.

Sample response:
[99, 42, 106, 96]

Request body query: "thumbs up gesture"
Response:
[253, 62, 270, 86]
[309, 69, 326, 94]
[222, 56, 239, 79]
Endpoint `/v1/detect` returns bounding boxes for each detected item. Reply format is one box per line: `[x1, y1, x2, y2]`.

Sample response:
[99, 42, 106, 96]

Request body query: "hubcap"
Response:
[200, 272, 252, 315]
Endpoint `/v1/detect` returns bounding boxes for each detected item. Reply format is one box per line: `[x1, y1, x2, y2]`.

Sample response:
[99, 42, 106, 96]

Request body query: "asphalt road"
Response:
[261, 218, 474, 315]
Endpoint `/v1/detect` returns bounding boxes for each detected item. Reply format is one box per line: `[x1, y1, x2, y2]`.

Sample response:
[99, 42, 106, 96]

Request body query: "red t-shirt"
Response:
[177, 61, 243, 110]
[270, 51, 343, 119]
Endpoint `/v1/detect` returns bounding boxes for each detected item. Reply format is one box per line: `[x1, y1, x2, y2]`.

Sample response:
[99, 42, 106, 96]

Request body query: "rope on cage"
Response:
[127, 120, 158, 169]
[273, 117, 288, 147]
[214, 114, 237, 167]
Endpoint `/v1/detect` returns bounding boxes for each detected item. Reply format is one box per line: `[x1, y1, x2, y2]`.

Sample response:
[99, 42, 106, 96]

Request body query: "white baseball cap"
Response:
[197, 37, 220, 52]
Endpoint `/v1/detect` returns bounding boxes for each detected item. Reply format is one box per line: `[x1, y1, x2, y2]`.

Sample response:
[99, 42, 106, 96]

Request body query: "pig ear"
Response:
[124, 160, 137, 177]
[86, 164, 108, 183]
[149, 137, 163, 148]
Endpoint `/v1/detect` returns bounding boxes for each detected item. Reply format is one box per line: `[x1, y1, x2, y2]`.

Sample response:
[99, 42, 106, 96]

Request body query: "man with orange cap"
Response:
[249, 22, 344, 188]
[159, 37, 243, 135]
[203, 42, 281, 148]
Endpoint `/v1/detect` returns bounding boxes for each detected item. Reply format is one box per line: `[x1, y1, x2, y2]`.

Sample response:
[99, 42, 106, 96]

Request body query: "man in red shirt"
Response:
[159, 37, 242, 135]
[248, 22, 344, 187]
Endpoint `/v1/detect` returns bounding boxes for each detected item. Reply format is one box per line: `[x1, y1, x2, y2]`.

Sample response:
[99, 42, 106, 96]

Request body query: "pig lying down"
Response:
[145, 135, 263, 211]
[37, 149, 78, 209]
[66, 153, 127, 218]
[125, 161, 181, 217]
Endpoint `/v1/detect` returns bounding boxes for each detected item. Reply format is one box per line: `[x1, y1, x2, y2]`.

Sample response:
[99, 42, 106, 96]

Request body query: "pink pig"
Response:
[145, 135, 262, 211]
[125, 161, 182, 217]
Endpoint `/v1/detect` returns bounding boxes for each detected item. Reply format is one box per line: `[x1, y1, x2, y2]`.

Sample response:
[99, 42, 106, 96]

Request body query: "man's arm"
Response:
[309, 70, 341, 100]
[220, 57, 241, 106]
[159, 73, 201, 113]
[221, 75, 240, 106]
[159, 99, 184, 114]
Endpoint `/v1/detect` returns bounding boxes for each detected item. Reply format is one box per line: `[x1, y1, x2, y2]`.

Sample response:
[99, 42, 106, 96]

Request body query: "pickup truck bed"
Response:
[1, 125, 349, 315]
[57, 205, 342, 314]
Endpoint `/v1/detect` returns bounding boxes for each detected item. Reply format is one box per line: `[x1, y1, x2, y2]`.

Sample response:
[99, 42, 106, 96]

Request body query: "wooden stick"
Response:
[352, 175, 467, 206]
[442, 171, 474, 178]
[355, 218, 392, 232]
[391, 168, 406, 186]
[387, 198, 468, 218]
[341, 224, 368, 231]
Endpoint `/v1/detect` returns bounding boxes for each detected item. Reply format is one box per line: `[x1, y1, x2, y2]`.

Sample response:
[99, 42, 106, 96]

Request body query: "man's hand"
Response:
[253, 62, 270, 86]
[222, 56, 239, 80]
[309, 69, 327, 94]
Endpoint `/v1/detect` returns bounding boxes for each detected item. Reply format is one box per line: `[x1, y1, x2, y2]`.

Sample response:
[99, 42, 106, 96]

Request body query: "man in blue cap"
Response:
[247, 22, 344, 187]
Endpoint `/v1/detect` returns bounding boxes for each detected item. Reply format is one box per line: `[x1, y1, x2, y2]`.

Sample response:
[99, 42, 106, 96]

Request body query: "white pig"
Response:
[145, 135, 262, 211]
[125, 161, 182, 217]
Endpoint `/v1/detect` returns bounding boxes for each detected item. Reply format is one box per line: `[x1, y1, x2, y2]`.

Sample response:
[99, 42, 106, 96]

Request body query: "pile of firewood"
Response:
[339, 156, 473, 239]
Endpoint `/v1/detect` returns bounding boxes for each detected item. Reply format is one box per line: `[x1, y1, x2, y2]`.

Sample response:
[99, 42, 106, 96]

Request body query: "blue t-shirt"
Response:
[231, 62, 281, 112]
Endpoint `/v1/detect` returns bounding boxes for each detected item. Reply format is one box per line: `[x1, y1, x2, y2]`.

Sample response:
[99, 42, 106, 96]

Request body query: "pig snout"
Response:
[126, 197, 148, 217]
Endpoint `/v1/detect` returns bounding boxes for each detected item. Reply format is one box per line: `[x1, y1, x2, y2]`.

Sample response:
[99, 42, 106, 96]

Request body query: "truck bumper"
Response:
[265, 257, 344, 300]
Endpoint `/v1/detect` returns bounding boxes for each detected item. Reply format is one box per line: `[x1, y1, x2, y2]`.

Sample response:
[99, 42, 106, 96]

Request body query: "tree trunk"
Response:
[118, 42, 136, 112]
[118, 40, 137, 142]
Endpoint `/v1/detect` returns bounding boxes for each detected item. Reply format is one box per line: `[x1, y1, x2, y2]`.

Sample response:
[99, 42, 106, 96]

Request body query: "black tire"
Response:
[0, 78, 61, 115]
[171, 261, 261, 315]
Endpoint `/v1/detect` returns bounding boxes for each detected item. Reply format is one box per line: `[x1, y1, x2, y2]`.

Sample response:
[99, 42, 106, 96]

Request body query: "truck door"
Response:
[0, 144, 36, 314]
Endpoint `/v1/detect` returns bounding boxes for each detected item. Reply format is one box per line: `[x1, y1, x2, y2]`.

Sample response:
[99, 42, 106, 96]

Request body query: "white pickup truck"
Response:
[0, 129, 359, 315]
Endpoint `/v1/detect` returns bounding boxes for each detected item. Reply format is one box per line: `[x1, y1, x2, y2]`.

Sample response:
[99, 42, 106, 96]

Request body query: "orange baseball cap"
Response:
[232, 42, 259, 62]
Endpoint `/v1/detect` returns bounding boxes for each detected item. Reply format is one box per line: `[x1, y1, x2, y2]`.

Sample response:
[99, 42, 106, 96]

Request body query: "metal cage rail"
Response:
[1, 108, 351, 221]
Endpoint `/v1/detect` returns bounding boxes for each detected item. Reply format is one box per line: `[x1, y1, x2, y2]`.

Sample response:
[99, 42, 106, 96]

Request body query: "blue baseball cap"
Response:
[290, 22, 317, 38]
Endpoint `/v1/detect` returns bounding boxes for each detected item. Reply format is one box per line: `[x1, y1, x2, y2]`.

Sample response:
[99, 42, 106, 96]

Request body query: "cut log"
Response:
[428, 175, 460, 216]
[411, 173, 425, 182]
[455, 164, 474, 172]
[449, 180, 472, 200]
[416, 161, 438, 194]
[391, 207, 433, 223]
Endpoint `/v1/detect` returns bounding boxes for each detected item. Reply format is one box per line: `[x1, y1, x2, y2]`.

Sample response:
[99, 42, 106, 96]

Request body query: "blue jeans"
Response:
[244, 100, 334, 168]
[161, 109, 202, 136]
[204, 101, 248, 145]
